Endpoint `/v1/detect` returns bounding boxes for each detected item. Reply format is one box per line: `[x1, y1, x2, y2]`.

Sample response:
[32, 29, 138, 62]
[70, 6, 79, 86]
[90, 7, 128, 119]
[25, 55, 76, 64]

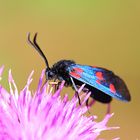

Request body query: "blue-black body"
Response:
[50, 60, 131, 103]
[28, 33, 131, 104]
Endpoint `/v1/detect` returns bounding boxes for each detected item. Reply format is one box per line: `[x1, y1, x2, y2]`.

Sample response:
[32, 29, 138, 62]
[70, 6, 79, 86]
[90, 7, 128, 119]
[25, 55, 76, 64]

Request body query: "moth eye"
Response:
[46, 70, 55, 80]
[48, 71, 53, 77]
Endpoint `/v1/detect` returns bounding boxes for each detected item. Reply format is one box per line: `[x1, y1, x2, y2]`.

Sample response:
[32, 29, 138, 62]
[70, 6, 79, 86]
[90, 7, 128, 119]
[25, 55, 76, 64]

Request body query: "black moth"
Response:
[27, 33, 131, 112]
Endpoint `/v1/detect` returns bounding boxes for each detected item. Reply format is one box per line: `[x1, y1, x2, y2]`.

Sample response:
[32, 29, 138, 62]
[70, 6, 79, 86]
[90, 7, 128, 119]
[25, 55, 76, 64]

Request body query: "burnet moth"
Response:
[27, 33, 131, 112]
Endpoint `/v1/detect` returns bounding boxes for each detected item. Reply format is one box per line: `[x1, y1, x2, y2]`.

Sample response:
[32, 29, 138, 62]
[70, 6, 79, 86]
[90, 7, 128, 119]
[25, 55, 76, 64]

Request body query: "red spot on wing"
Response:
[96, 79, 101, 84]
[73, 67, 83, 73]
[96, 72, 104, 80]
[70, 67, 83, 78]
[109, 84, 116, 93]
[70, 71, 81, 79]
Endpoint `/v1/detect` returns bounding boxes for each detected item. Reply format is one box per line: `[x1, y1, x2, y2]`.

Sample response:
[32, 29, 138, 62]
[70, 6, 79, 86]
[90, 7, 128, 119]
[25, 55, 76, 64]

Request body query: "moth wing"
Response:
[68, 64, 131, 102]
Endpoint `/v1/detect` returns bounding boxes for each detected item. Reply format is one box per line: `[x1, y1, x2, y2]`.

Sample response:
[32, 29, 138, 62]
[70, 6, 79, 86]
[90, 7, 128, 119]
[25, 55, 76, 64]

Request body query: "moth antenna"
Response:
[27, 32, 50, 69]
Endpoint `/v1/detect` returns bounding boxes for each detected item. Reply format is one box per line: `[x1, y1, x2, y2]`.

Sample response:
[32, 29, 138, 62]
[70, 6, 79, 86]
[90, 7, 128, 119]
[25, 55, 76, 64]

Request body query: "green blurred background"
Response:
[0, 0, 139, 139]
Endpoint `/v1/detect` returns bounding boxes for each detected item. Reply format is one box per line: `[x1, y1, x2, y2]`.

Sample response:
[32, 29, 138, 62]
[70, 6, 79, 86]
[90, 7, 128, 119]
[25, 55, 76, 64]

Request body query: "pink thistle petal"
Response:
[112, 138, 120, 140]
[0, 65, 4, 80]
[0, 67, 119, 140]
[36, 69, 45, 94]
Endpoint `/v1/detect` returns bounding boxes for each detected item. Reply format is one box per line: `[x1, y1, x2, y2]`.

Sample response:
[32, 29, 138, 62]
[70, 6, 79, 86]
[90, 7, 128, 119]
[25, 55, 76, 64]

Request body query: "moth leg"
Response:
[53, 78, 58, 91]
[70, 77, 81, 105]
[83, 88, 90, 108]
[85, 98, 96, 113]
[86, 99, 96, 114]
[88, 99, 96, 107]
[86, 98, 89, 108]
[82, 88, 94, 109]
[107, 103, 111, 114]
[85, 98, 91, 114]
[55, 81, 61, 90]
[49, 81, 60, 92]
[41, 80, 56, 93]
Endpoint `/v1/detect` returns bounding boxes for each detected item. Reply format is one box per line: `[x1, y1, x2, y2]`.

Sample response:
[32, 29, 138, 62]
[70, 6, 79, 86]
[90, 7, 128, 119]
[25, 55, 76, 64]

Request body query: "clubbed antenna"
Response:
[27, 33, 50, 69]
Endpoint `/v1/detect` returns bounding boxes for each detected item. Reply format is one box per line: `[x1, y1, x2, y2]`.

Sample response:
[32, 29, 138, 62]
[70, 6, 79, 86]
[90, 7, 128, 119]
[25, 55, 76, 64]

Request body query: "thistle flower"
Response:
[0, 66, 119, 140]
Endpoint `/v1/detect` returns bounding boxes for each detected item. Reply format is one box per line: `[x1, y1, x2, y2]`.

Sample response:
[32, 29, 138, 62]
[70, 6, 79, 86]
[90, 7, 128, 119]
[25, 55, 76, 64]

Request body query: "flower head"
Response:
[0, 66, 119, 140]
